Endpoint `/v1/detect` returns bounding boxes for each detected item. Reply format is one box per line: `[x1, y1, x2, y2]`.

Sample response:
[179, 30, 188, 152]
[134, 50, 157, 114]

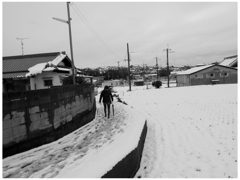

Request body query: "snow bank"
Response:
[3, 101, 146, 178]
[56, 102, 146, 178]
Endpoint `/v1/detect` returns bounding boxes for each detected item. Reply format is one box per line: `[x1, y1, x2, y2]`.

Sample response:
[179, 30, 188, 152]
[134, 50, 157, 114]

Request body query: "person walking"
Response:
[99, 86, 113, 118]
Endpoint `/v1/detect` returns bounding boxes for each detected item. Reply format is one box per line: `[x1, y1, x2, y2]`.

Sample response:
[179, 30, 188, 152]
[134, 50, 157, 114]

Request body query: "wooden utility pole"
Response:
[166, 49, 169, 87]
[163, 46, 174, 88]
[66, 2, 76, 85]
[156, 56, 159, 81]
[53, 2, 75, 85]
[127, 43, 131, 91]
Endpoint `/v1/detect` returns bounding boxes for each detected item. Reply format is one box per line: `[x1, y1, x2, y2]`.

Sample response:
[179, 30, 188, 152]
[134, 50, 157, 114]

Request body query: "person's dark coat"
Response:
[99, 89, 113, 104]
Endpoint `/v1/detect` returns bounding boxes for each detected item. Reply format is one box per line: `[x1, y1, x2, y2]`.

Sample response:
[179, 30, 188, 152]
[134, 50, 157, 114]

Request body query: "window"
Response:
[206, 73, 215, 78]
[193, 74, 203, 79]
[44, 79, 53, 86]
[220, 72, 229, 77]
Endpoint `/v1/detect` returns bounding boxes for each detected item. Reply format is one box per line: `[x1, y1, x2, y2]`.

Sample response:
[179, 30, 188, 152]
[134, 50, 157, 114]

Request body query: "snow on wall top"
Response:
[176, 65, 213, 75]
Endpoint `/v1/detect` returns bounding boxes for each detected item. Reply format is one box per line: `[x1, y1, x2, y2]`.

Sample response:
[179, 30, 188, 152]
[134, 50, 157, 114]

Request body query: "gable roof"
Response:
[176, 64, 237, 75]
[176, 65, 213, 75]
[3, 52, 71, 79]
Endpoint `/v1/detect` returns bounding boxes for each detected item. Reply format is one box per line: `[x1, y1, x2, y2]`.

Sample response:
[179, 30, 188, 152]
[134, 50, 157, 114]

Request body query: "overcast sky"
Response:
[2, 1, 238, 69]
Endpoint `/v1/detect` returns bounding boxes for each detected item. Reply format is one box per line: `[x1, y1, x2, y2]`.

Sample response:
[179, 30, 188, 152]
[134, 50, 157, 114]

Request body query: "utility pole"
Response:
[16, 38, 29, 55]
[156, 56, 159, 81]
[66, 2, 76, 85]
[53, 2, 75, 85]
[117, 61, 120, 79]
[163, 46, 174, 88]
[127, 43, 131, 91]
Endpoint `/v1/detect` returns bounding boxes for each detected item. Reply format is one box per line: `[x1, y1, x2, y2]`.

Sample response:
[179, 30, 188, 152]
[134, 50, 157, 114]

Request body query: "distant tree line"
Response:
[81, 67, 175, 80]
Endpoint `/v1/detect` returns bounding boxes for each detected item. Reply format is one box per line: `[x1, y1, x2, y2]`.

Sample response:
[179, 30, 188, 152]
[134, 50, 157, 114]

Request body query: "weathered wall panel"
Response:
[3, 84, 96, 158]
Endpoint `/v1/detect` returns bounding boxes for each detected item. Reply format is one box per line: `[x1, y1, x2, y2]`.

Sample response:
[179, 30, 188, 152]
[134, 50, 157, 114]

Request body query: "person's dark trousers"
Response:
[104, 103, 111, 118]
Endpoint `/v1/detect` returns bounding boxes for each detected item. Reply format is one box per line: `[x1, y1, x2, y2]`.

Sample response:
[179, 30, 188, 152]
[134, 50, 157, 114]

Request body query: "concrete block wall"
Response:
[3, 84, 96, 158]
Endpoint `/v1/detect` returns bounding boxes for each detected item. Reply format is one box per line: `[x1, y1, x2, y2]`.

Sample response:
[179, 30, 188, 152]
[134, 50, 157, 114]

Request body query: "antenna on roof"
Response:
[16, 38, 29, 55]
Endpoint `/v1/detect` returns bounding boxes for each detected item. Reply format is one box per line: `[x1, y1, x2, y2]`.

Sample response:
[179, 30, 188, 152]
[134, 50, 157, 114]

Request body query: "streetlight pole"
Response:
[53, 2, 76, 85]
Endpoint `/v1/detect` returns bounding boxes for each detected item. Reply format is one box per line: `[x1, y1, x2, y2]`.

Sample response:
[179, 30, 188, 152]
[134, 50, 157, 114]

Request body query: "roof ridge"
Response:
[3, 51, 65, 60]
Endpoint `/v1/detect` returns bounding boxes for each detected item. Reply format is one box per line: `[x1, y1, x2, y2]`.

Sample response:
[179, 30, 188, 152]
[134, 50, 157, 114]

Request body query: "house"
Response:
[176, 64, 237, 87]
[102, 79, 122, 87]
[219, 55, 237, 68]
[93, 76, 105, 87]
[3, 52, 81, 92]
[132, 74, 144, 86]
[144, 74, 157, 82]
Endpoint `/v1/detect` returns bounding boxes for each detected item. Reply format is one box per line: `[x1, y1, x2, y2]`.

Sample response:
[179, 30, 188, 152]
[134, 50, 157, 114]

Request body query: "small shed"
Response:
[176, 64, 237, 87]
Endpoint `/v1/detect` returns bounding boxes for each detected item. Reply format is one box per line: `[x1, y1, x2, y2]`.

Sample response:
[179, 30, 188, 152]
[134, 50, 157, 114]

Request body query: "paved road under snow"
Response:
[116, 84, 237, 178]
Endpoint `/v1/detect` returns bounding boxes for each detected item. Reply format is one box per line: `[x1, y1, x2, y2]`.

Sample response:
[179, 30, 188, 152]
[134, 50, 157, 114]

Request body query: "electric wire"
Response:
[70, 3, 121, 60]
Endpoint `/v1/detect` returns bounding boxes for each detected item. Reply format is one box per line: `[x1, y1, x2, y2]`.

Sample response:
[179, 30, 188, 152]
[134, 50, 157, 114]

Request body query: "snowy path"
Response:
[3, 102, 131, 178]
[118, 84, 237, 178]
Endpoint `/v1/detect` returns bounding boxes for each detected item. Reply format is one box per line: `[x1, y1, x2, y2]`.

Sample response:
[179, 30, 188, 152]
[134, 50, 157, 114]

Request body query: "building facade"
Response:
[176, 64, 237, 87]
[3, 52, 82, 92]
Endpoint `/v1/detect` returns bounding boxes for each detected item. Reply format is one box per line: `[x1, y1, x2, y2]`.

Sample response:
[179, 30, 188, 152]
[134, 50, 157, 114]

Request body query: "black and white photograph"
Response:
[2, 1, 238, 178]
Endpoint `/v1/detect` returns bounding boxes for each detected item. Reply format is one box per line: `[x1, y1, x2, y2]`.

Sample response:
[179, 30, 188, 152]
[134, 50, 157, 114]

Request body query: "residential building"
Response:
[176, 64, 237, 87]
[3, 52, 81, 92]
[102, 79, 123, 87]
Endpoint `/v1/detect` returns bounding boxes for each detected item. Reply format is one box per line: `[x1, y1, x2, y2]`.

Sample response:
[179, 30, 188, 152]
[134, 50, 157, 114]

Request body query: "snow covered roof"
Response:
[220, 56, 237, 67]
[25, 53, 72, 77]
[176, 65, 213, 75]
[193, 63, 206, 67]
[48, 53, 67, 66]
[3, 52, 73, 79]
[3, 52, 60, 73]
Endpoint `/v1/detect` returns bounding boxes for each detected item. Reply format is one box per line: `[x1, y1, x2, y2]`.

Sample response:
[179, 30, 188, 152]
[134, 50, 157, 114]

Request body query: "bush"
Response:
[152, 81, 162, 88]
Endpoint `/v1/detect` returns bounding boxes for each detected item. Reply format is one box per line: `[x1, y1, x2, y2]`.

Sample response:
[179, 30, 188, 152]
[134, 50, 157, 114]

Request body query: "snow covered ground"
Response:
[119, 83, 237, 178]
[2, 83, 238, 178]
[2, 95, 145, 178]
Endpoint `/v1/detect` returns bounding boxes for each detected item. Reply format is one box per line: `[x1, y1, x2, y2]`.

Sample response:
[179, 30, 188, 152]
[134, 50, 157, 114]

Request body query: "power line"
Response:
[70, 3, 121, 60]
